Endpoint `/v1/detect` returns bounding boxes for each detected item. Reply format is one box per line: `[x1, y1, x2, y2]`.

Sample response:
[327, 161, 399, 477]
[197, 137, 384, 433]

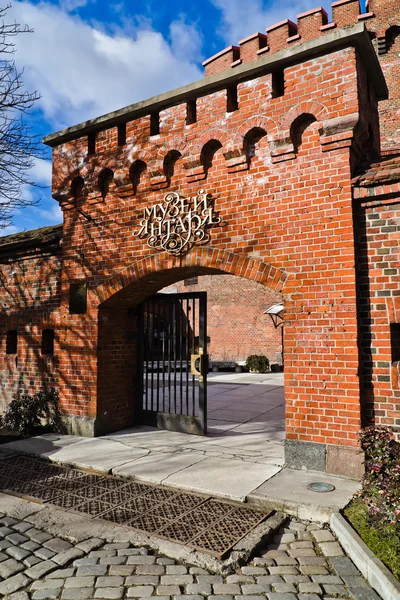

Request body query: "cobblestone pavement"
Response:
[0, 514, 380, 600]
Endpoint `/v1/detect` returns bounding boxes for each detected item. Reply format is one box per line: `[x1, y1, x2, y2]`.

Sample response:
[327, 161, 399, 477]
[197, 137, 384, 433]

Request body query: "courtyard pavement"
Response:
[0, 373, 360, 516]
[2, 374, 286, 502]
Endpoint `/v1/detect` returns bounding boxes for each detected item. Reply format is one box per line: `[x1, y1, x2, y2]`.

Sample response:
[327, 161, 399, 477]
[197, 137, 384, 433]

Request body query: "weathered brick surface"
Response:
[0, 0, 399, 462]
[202, 0, 399, 152]
[0, 227, 61, 411]
[49, 44, 368, 453]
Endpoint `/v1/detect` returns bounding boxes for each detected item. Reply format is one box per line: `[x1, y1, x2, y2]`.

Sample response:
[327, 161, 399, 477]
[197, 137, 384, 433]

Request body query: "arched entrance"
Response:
[93, 247, 288, 438]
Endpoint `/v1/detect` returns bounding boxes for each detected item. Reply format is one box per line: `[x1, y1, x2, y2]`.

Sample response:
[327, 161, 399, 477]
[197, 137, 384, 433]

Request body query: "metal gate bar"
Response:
[137, 292, 207, 435]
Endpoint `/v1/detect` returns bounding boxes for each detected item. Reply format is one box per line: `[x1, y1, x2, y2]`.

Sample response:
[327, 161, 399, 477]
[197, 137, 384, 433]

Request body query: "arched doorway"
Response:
[94, 247, 288, 439]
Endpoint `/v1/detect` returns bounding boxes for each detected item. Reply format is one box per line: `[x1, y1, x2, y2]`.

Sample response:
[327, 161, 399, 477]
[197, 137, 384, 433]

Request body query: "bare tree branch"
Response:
[0, 4, 43, 231]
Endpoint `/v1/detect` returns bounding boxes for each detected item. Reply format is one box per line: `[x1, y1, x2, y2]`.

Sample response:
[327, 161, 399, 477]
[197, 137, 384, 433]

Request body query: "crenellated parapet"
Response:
[203, 0, 399, 75]
[51, 102, 364, 210]
[202, 0, 399, 150]
[45, 22, 386, 213]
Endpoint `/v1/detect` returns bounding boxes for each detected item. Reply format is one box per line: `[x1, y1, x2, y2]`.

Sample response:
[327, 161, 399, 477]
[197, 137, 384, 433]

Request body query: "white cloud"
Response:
[59, 0, 92, 12]
[30, 158, 52, 185]
[211, 0, 332, 45]
[169, 16, 203, 63]
[34, 203, 63, 223]
[10, 2, 203, 129]
[0, 224, 19, 236]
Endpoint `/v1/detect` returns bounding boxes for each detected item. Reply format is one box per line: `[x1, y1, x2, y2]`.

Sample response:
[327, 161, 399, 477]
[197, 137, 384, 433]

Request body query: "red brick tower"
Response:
[365, 0, 400, 149]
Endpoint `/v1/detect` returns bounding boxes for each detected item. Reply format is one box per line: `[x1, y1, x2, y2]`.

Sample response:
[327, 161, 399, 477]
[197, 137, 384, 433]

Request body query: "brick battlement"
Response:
[46, 29, 383, 211]
[2, 0, 398, 472]
[202, 0, 399, 150]
[203, 0, 396, 75]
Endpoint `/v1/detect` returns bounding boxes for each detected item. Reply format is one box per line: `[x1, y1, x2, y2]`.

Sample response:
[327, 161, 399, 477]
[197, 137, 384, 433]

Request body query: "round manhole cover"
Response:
[306, 482, 336, 493]
[41, 435, 60, 441]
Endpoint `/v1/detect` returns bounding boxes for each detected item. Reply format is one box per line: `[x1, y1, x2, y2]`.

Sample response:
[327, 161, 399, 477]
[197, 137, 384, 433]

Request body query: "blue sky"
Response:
[1, 0, 366, 236]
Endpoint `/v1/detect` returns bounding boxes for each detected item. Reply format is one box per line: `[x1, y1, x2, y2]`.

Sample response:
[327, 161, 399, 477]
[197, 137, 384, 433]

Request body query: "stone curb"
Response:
[330, 513, 400, 600]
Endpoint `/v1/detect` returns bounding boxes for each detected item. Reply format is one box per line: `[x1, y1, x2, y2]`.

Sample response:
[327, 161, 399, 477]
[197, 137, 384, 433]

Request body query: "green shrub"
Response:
[245, 355, 269, 373]
[344, 426, 400, 580]
[0, 387, 62, 436]
[358, 426, 400, 525]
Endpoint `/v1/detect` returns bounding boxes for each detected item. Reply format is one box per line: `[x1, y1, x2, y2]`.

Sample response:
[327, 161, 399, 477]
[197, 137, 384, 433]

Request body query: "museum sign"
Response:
[135, 189, 221, 256]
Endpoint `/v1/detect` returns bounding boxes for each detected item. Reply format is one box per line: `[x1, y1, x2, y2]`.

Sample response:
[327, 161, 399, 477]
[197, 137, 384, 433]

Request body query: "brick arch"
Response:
[91, 164, 116, 182]
[93, 247, 288, 306]
[188, 128, 243, 167]
[197, 128, 242, 153]
[156, 139, 189, 161]
[113, 149, 153, 186]
[64, 169, 84, 189]
[126, 147, 153, 167]
[238, 116, 279, 139]
[150, 140, 189, 177]
[282, 101, 329, 131]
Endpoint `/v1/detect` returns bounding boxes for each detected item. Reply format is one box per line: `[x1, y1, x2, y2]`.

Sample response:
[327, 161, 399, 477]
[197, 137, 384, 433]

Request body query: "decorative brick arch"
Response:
[156, 139, 189, 162]
[187, 128, 243, 167]
[196, 128, 240, 154]
[125, 147, 152, 166]
[113, 148, 153, 186]
[282, 101, 329, 131]
[149, 139, 190, 177]
[198, 128, 237, 149]
[238, 116, 279, 139]
[93, 247, 289, 306]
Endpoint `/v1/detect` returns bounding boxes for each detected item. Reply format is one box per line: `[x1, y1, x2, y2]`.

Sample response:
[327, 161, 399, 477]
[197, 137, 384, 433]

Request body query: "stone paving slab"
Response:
[165, 457, 282, 502]
[0, 506, 382, 600]
[249, 470, 361, 522]
[0, 376, 287, 502]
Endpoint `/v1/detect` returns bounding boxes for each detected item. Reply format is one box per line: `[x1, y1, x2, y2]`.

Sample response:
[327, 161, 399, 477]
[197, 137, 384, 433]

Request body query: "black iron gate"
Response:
[137, 292, 207, 435]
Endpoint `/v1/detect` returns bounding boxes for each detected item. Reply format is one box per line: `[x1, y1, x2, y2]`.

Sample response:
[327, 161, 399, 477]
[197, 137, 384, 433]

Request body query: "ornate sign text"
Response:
[135, 190, 221, 256]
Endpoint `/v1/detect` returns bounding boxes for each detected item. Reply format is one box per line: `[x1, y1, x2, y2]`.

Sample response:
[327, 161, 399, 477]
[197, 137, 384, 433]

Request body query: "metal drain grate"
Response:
[0, 455, 270, 559]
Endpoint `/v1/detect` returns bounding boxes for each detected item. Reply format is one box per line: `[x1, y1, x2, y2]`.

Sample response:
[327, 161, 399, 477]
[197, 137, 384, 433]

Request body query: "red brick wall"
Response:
[96, 306, 136, 433]
[366, 0, 400, 150]
[161, 275, 283, 364]
[355, 198, 400, 435]
[45, 44, 371, 456]
[203, 0, 400, 151]
[0, 252, 61, 411]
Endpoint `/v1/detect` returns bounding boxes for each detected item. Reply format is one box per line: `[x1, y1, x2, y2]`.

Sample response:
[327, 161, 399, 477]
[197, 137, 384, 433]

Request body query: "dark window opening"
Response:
[6, 330, 17, 354]
[150, 112, 160, 136]
[244, 127, 267, 163]
[271, 70, 285, 98]
[69, 282, 87, 315]
[163, 150, 182, 184]
[88, 132, 96, 155]
[200, 139, 222, 177]
[98, 168, 114, 198]
[390, 323, 400, 363]
[41, 329, 54, 355]
[386, 26, 400, 53]
[71, 176, 85, 206]
[290, 113, 317, 153]
[130, 160, 147, 195]
[184, 276, 198, 286]
[186, 99, 197, 125]
[227, 85, 238, 112]
[118, 123, 127, 146]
